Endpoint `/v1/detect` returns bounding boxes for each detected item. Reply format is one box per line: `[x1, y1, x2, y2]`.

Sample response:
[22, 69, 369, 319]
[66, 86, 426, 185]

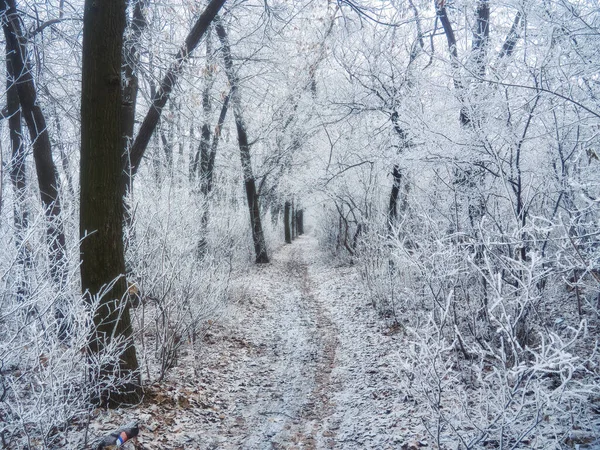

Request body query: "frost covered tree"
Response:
[0, 0, 598, 446]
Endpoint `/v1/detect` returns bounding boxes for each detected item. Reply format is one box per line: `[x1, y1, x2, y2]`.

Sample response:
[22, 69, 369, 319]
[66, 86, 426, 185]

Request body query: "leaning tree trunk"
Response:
[216, 18, 269, 263]
[126, 0, 226, 184]
[81, 0, 141, 406]
[1, 0, 67, 291]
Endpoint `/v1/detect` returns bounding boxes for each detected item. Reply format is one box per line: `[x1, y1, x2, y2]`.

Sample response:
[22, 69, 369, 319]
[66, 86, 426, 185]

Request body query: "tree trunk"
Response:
[284, 201, 291, 244]
[81, 0, 140, 406]
[126, 0, 226, 183]
[297, 209, 304, 235]
[216, 18, 269, 263]
[122, 0, 147, 189]
[206, 92, 230, 193]
[291, 198, 297, 240]
[436, 2, 470, 126]
[160, 99, 175, 175]
[499, 12, 522, 59]
[189, 122, 198, 181]
[6, 39, 31, 301]
[387, 111, 410, 233]
[1, 0, 67, 290]
[471, 0, 490, 78]
[388, 165, 402, 232]
[52, 108, 75, 197]
[199, 30, 213, 195]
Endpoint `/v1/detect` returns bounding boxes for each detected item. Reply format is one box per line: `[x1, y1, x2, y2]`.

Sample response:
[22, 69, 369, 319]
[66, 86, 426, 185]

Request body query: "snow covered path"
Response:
[91, 235, 424, 449]
[220, 236, 341, 449]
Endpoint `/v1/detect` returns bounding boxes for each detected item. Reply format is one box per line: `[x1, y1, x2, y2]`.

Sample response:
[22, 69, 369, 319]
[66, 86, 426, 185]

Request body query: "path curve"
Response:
[114, 235, 417, 449]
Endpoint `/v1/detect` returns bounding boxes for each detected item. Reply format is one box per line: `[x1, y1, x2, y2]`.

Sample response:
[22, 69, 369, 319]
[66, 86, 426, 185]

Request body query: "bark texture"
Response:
[80, 0, 140, 406]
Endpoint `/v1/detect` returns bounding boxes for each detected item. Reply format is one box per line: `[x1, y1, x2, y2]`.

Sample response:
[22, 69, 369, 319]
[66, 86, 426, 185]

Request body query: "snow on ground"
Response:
[83, 235, 424, 449]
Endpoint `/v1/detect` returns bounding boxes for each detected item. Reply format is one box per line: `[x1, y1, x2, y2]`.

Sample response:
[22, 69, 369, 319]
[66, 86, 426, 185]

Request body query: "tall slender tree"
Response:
[1, 0, 67, 290]
[215, 17, 269, 263]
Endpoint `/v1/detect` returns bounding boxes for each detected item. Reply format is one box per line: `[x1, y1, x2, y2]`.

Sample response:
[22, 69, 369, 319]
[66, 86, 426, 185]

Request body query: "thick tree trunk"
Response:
[6, 40, 31, 301]
[216, 18, 269, 263]
[81, 0, 140, 406]
[126, 0, 226, 183]
[1, 0, 67, 290]
[284, 201, 291, 244]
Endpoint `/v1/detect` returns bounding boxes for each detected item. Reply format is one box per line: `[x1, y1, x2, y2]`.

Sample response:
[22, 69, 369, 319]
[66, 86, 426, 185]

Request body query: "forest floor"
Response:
[85, 235, 428, 449]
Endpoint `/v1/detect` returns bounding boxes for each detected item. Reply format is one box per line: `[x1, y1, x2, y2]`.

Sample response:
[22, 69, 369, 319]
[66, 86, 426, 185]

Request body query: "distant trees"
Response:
[321, 0, 600, 445]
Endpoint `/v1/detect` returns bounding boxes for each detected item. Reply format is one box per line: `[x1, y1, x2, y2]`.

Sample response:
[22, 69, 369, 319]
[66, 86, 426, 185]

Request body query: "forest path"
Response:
[108, 235, 420, 449]
[213, 235, 342, 449]
[178, 235, 419, 449]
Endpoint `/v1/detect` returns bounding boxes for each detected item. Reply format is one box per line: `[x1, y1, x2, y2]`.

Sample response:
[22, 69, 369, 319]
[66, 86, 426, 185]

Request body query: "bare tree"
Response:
[215, 16, 269, 263]
[1, 0, 67, 291]
[126, 0, 227, 183]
